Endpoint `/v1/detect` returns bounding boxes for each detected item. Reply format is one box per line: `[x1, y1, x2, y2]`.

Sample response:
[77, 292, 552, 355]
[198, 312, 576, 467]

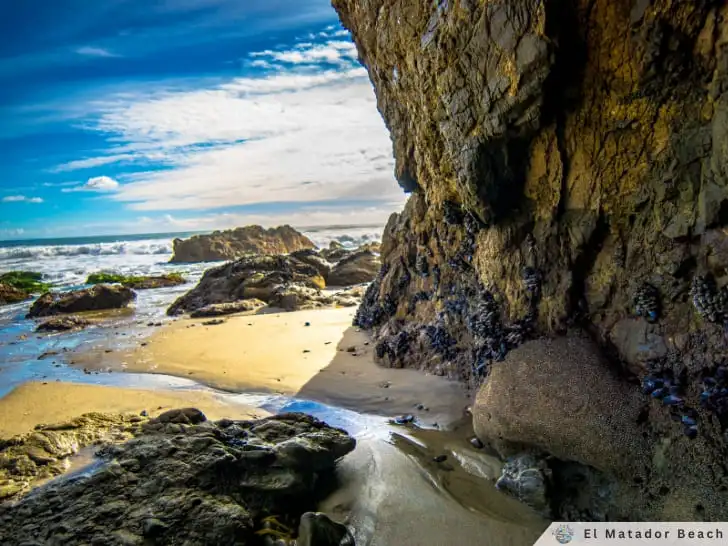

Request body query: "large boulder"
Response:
[170, 225, 315, 263]
[27, 285, 136, 318]
[472, 336, 649, 478]
[327, 250, 381, 286]
[0, 283, 29, 306]
[0, 410, 356, 544]
[167, 255, 325, 316]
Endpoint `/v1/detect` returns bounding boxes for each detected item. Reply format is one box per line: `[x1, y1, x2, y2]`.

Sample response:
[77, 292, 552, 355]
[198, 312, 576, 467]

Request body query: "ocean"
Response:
[0, 224, 382, 397]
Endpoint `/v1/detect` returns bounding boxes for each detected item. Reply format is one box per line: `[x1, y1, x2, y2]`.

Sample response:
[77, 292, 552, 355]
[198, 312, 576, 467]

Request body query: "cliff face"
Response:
[170, 225, 315, 263]
[334, 0, 728, 520]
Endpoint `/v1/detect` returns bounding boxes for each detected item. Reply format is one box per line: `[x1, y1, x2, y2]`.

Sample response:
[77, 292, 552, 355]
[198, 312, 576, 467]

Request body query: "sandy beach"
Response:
[0, 381, 267, 437]
[74, 307, 472, 428]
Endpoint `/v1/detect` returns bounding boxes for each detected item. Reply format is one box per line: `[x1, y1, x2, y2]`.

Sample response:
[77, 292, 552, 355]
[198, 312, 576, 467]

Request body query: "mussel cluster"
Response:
[409, 291, 431, 311]
[634, 282, 660, 323]
[691, 275, 728, 323]
[523, 267, 541, 298]
[642, 367, 698, 438]
[416, 254, 429, 277]
[397, 263, 411, 292]
[700, 366, 728, 427]
[464, 211, 482, 235]
[353, 278, 386, 329]
[423, 323, 457, 359]
[443, 200, 463, 225]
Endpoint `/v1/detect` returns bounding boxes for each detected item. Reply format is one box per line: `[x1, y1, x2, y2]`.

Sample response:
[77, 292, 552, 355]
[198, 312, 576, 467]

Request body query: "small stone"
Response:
[469, 437, 484, 449]
[433, 455, 448, 463]
[416, 404, 425, 410]
[346, 346, 357, 353]
[305, 322, 311, 327]
[140, 410, 149, 417]
[303, 349, 311, 353]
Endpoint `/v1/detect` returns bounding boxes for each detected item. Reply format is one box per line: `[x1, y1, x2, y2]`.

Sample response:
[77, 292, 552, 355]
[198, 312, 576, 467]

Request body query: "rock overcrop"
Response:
[170, 225, 315, 263]
[0, 410, 356, 545]
[327, 250, 381, 286]
[333, 0, 728, 521]
[27, 284, 136, 318]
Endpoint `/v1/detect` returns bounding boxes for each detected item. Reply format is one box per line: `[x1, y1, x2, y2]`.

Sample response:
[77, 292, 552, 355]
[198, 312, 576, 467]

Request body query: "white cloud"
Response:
[0, 228, 25, 238]
[53, 154, 136, 172]
[76, 46, 120, 58]
[62, 175, 120, 193]
[55, 39, 399, 213]
[2, 195, 43, 203]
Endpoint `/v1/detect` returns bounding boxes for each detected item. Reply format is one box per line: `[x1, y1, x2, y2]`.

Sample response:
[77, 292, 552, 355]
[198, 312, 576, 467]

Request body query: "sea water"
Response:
[0, 225, 383, 394]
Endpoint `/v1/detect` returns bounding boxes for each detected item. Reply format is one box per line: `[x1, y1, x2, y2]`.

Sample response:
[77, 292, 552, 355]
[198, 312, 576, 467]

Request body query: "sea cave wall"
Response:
[333, 0, 728, 520]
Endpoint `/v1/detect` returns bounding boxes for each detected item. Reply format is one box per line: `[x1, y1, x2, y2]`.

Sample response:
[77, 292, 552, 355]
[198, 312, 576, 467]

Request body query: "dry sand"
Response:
[0, 382, 267, 437]
[75, 307, 471, 427]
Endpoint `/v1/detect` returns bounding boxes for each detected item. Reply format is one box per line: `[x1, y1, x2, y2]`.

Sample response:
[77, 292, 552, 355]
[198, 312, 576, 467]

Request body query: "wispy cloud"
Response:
[62, 175, 120, 193]
[75, 46, 120, 58]
[54, 38, 397, 212]
[2, 195, 44, 203]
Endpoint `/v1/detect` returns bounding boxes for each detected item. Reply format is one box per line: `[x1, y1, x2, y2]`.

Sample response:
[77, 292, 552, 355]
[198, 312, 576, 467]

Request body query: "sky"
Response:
[0, 0, 404, 240]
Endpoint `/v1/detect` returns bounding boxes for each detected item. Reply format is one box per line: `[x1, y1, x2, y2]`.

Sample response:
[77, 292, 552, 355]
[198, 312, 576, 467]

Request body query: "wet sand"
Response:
[74, 307, 472, 428]
[0, 381, 267, 437]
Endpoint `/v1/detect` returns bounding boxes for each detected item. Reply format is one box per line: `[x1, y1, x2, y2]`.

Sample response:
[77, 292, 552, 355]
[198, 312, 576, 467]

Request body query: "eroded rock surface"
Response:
[170, 225, 315, 263]
[0, 283, 29, 306]
[333, 0, 728, 521]
[35, 316, 92, 332]
[167, 255, 326, 316]
[27, 285, 136, 318]
[0, 410, 356, 545]
[328, 250, 381, 287]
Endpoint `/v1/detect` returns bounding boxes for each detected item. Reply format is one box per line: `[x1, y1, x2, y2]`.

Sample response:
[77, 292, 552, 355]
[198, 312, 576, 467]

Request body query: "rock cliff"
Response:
[170, 225, 315, 263]
[334, 0, 728, 520]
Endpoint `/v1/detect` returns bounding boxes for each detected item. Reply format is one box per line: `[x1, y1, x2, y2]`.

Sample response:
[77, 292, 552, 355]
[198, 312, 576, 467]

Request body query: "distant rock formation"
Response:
[27, 285, 135, 318]
[169, 225, 315, 263]
[0, 410, 355, 544]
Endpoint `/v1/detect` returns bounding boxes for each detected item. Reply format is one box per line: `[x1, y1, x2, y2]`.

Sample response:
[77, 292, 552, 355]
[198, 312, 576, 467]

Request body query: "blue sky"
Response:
[0, 0, 403, 240]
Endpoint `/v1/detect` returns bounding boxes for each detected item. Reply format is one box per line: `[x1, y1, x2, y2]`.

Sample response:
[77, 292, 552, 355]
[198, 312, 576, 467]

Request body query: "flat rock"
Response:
[35, 316, 92, 332]
[27, 285, 136, 318]
[189, 299, 266, 318]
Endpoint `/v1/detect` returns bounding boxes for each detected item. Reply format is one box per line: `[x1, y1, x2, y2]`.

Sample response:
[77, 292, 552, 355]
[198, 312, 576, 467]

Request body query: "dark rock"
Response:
[297, 512, 354, 546]
[167, 254, 325, 316]
[170, 225, 315, 263]
[433, 455, 448, 463]
[27, 285, 135, 318]
[328, 251, 381, 286]
[290, 249, 332, 281]
[0, 412, 355, 545]
[469, 437, 484, 449]
[202, 319, 225, 326]
[35, 316, 91, 332]
[496, 454, 551, 517]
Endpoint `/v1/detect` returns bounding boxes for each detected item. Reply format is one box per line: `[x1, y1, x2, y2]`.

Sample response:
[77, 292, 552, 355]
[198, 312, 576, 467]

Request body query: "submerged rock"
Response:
[0, 410, 356, 545]
[328, 251, 381, 286]
[35, 315, 92, 332]
[27, 285, 136, 318]
[170, 225, 315, 263]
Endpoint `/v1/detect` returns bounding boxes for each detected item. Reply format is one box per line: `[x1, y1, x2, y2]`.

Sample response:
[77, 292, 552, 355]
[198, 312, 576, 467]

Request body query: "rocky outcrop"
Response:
[328, 250, 381, 286]
[189, 299, 267, 318]
[0, 410, 356, 545]
[167, 255, 326, 316]
[290, 249, 333, 281]
[27, 285, 135, 318]
[334, 0, 728, 520]
[0, 283, 29, 306]
[87, 272, 186, 290]
[170, 225, 315, 263]
[35, 316, 92, 332]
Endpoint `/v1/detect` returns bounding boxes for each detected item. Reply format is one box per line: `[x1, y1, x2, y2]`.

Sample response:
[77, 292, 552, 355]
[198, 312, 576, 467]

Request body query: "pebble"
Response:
[470, 437, 484, 449]
[393, 414, 415, 425]
[140, 410, 149, 417]
[303, 349, 311, 353]
[346, 346, 357, 353]
[304, 322, 311, 327]
[433, 455, 448, 463]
